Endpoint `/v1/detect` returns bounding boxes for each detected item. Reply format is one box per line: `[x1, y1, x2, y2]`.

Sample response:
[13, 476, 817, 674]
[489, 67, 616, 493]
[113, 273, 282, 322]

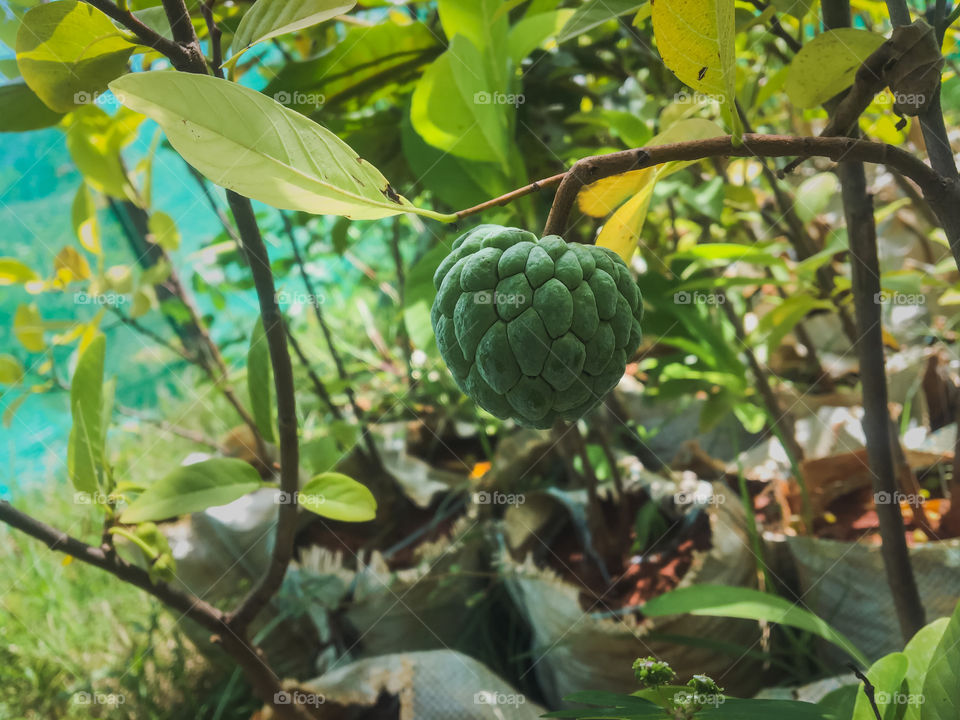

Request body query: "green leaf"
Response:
[902, 618, 949, 720]
[641, 585, 869, 666]
[0, 355, 24, 385]
[410, 35, 512, 166]
[120, 458, 263, 523]
[753, 294, 833, 355]
[0, 81, 64, 131]
[16, 0, 135, 112]
[68, 334, 105, 494]
[65, 107, 139, 200]
[147, 211, 180, 251]
[558, 0, 647, 42]
[229, 0, 355, 68]
[298, 472, 376, 522]
[852, 653, 908, 720]
[651, 0, 741, 137]
[109, 72, 452, 221]
[265, 20, 439, 112]
[507, 9, 575, 65]
[920, 601, 960, 720]
[71, 183, 101, 254]
[247, 318, 276, 444]
[784, 29, 885, 109]
[700, 698, 828, 719]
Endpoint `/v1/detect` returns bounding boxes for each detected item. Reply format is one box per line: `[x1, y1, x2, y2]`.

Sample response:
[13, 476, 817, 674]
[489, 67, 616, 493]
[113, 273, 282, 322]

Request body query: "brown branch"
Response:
[0, 500, 312, 720]
[746, 0, 803, 53]
[453, 172, 566, 223]
[493, 134, 960, 271]
[81, 0, 190, 66]
[224, 194, 301, 636]
[825, 0, 926, 641]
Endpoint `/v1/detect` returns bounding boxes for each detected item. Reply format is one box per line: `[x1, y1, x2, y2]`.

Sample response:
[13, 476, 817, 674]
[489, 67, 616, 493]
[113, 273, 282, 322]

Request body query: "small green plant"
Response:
[544, 600, 960, 719]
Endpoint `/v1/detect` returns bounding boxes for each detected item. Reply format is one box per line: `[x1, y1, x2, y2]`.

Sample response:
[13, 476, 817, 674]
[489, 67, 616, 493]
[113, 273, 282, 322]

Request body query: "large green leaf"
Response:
[298, 472, 376, 522]
[67, 335, 106, 495]
[120, 458, 263, 523]
[247, 318, 276, 444]
[784, 29, 885, 109]
[700, 699, 827, 719]
[265, 20, 439, 113]
[651, 0, 741, 137]
[641, 585, 868, 666]
[16, 0, 135, 112]
[110, 72, 452, 221]
[921, 601, 960, 720]
[507, 9, 575, 65]
[0, 81, 64, 131]
[410, 35, 512, 166]
[852, 653, 908, 720]
[557, 0, 647, 42]
[229, 0, 355, 68]
[902, 618, 949, 720]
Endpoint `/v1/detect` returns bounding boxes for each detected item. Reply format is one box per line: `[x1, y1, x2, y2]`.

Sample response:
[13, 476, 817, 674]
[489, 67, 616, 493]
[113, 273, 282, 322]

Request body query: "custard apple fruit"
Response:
[430, 225, 643, 429]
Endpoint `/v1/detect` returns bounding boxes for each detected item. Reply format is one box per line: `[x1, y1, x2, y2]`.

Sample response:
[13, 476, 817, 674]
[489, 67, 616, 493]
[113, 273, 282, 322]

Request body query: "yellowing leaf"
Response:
[579, 168, 655, 218]
[0, 257, 38, 285]
[651, 0, 741, 136]
[579, 118, 725, 219]
[53, 246, 92, 285]
[110, 72, 452, 221]
[784, 29, 885, 108]
[71, 184, 100, 254]
[14, 304, 45, 352]
[16, 0, 136, 112]
[596, 180, 656, 262]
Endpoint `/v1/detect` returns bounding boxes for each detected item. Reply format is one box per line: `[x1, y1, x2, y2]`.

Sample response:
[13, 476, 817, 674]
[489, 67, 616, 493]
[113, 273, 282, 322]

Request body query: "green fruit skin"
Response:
[431, 225, 643, 429]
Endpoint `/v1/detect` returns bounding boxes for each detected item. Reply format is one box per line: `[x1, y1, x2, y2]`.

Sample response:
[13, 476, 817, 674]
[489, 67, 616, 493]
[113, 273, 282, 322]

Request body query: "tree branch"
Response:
[224, 194, 301, 636]
[480, 134, 960, 271]
[81, 0, 190, 66]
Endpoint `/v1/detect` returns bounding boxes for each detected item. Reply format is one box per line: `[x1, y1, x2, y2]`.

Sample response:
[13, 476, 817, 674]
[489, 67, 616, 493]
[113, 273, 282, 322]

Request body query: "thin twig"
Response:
[284, 320, 342, 418]
[280, 212, 382, 467]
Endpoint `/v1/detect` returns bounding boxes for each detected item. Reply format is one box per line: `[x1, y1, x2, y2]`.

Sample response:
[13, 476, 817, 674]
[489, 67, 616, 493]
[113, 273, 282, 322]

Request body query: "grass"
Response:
[0, 483, 257, 719]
